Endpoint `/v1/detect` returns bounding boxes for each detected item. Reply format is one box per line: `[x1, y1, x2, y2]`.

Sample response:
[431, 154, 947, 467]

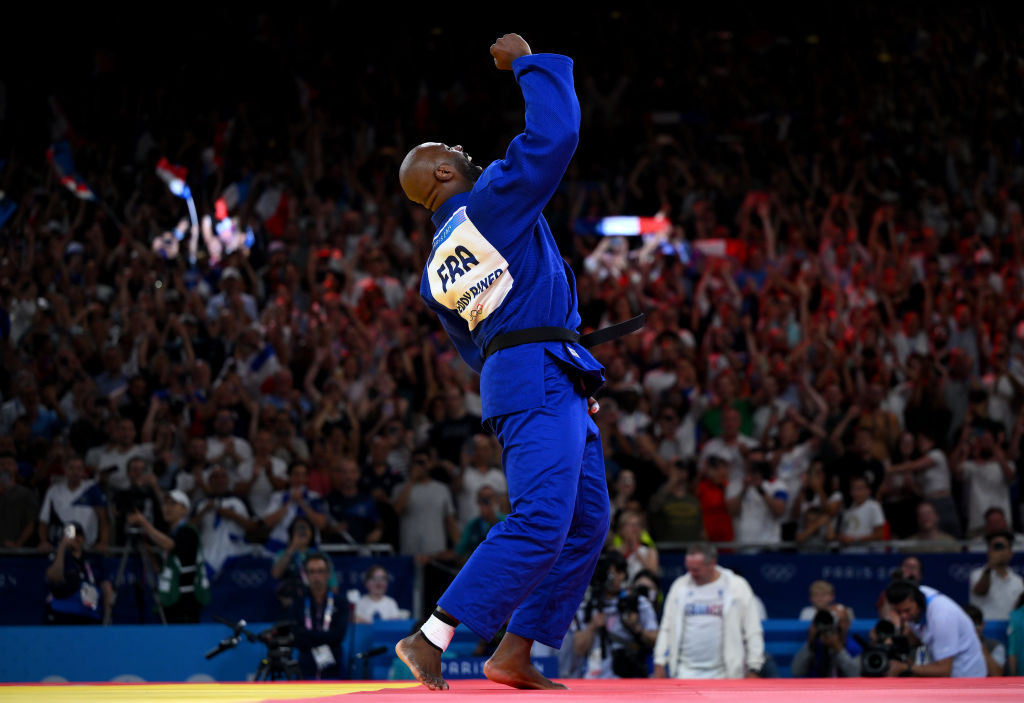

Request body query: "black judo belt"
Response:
[482, 313, 646, 361]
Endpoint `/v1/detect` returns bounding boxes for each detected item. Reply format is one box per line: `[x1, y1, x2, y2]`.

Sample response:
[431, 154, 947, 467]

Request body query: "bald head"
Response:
[399, 142, 482, 212]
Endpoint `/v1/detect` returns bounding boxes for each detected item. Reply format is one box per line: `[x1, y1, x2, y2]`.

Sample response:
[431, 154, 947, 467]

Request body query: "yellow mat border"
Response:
[0, 681, 421, 703]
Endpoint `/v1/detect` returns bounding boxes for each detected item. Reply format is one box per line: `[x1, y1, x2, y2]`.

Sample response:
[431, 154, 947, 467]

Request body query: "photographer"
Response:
[573, 550, 659, 679]
[883, 580, 986, 677]
[857, 619, 914, 677]
[969, 530, 1024, 621]
[44, 521, 114, 624]
[271, 515, 337, 614]
[289, 551, 348, 680]
[126, 489, 210, 623]
[111, 457, 165, 546]
[791, 605, 860, 677]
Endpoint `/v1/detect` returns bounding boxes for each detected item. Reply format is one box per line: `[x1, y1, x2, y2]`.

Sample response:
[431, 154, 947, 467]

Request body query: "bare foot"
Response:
[396, 632, 449, 690]
[484, 632, 568, 690]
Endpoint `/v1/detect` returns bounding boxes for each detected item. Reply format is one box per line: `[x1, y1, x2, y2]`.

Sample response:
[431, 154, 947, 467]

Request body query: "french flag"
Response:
[156, 158, 191, 199]
[47, 142, 95, 201]
[220, 176, 251, 211]
[575, 214, 670, 237]
[254, 186, 289, 237]
[691, 238, 746, 260]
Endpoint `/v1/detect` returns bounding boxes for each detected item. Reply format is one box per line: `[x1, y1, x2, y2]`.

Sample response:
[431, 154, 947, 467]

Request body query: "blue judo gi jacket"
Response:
[418, 53, 605, 421]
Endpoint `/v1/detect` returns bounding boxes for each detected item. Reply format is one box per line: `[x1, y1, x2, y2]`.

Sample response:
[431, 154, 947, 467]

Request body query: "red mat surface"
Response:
[340, 678, 1024, 703]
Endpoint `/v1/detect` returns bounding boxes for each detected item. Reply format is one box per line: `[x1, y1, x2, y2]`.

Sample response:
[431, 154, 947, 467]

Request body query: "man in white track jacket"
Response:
[653, 542, 765, 678]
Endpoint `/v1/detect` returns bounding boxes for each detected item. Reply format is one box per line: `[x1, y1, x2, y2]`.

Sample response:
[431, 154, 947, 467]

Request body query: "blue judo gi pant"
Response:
[438, 354, 610, 649]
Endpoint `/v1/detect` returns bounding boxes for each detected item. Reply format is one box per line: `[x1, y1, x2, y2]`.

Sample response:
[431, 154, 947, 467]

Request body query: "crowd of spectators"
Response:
[1, 3, 1023, 649]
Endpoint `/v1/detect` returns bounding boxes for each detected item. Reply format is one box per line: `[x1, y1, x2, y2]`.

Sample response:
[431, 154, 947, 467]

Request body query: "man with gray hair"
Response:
[653, 542, 765, 679]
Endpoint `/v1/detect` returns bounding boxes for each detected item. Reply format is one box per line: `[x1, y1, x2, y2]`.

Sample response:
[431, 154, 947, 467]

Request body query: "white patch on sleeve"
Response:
[428, 208, 513, 330]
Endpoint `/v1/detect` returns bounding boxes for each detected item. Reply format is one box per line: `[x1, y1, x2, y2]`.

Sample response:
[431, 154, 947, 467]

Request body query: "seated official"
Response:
[289, 551, 348, 680]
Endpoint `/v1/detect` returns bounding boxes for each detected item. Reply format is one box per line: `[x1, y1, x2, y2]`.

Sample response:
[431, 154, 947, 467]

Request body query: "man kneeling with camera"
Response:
[573, 550, 659, 678]
[791, 604, 860, 677]
[883, 580, 986, 677]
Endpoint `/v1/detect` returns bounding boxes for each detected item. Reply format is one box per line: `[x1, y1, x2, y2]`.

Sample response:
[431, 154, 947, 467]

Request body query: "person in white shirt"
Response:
[766, 414, 821, 517]
[193, 465, 257, 578]
[969, 530, 1024, 622]
[837, 475, 886, 552]
[354, 564, 407, 623]
[84, 416, 153, 492]
[38, 456, 110, 552]
[642, 332, 685, 398]
[726, 459, 788, 550]
[653, 542, 765, 679]
[205, 408, 253, 474]
[950, 426, 1015, 538]
[884, 580, 986, 677]
[261, 461, 329, 552]
[888, 431, 961, 538]
[698, 406, 759, 486]
[454, 434, 507, 529]
[234, 428, 288, 516]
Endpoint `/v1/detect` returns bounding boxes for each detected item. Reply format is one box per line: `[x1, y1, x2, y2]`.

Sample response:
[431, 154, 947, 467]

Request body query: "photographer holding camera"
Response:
[969, 530, 1024, 622]
[111, 457, 165, 546]
[856, 619, 914, 677]
[883, 579, 986, 677]
[791, 605, 860, 677]
[573, 550, 659, 679]
[44, 521, 114, 624]
[126, 489, 210, 623]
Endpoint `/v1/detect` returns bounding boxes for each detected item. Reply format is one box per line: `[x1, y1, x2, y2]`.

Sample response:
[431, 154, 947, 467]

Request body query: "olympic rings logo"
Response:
[947, 563, 981, 583]
[760, 563, 797, 583]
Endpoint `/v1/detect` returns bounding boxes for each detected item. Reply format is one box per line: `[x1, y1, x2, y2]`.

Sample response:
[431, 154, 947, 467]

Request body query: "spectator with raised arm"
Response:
[969, 530, 1024, 622]
[44, 521, 114, 625]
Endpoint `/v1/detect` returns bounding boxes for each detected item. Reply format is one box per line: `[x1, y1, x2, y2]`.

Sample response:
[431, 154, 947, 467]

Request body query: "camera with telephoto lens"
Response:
[859, 619, 911, 677]
[812, 608, 837, 637]
[617, 591, 641, 618]
[260, 621, 296, 666]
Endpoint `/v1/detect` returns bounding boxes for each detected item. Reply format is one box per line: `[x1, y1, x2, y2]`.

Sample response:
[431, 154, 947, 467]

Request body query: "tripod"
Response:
[255, 647, 303, 681]
[207, 618, 301, 681]
[108, 527, 166, 624]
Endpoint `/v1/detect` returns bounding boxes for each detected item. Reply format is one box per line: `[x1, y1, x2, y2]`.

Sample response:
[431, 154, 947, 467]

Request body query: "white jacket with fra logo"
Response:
[653, 566, 765, 678]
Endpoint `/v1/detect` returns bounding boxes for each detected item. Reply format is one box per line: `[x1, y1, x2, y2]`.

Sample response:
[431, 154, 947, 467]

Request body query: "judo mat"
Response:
[3, 678, 1024, 703]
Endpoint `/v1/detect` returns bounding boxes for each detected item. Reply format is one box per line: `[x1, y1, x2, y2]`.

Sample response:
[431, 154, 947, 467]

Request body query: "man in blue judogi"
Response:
[395, 33, 615, 690]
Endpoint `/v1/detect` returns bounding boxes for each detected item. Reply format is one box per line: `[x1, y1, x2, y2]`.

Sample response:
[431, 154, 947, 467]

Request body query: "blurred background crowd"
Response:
[1, 0, 1023, 657]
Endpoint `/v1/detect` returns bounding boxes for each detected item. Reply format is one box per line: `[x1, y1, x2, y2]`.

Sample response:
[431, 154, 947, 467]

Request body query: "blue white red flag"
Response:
[47, 141, 96, 201]
[220, 177, 251, 211]
[156, 158, 191, 199]
[254, 186, 289, 237]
